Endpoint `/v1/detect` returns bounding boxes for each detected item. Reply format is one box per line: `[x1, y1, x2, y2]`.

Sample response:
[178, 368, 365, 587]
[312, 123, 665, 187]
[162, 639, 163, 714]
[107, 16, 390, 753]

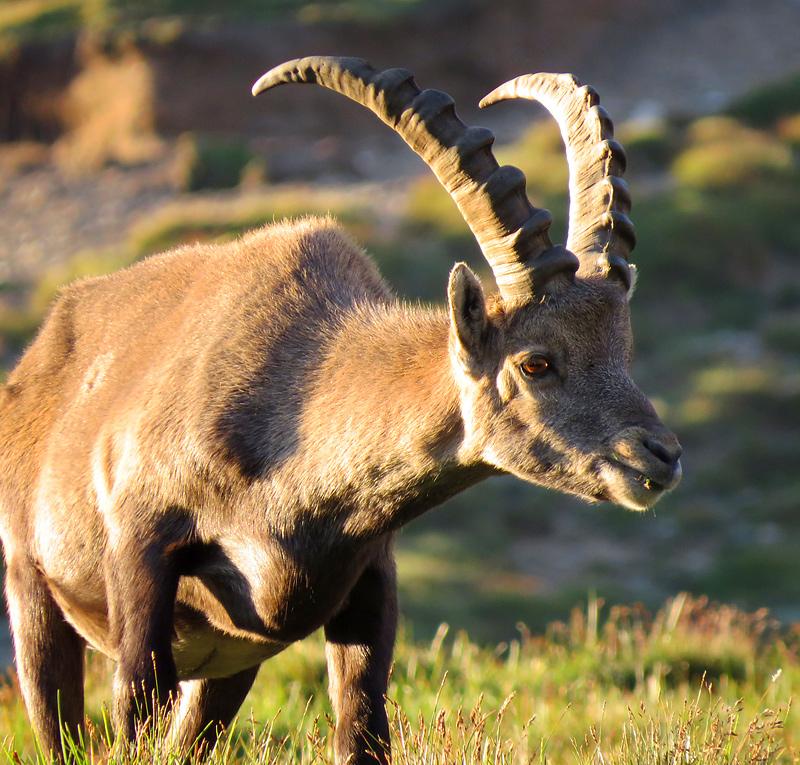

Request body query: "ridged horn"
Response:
[480, 74, 635, 289]
[252, 56, 579, 302]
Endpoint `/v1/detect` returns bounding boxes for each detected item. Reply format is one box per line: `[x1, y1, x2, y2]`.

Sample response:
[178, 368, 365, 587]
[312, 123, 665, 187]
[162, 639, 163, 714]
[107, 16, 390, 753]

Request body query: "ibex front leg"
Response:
[324, 551, 397, 765]
[105, 530, 181, 741]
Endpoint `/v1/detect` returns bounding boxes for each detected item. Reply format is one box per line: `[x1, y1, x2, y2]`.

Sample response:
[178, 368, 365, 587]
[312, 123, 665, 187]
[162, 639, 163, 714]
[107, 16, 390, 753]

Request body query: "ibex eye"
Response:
[520, 356, 551, 378]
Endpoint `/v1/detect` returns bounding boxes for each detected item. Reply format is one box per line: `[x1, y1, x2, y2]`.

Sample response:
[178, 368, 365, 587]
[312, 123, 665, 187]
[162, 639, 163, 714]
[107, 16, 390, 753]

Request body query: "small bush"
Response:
[128, 190, 369, 258]
[405, 121, 569, 248]
[30, 249, 134, 314]
[0, 0, 84, 49]
[671, 117, 794, 191]
[776, 112, 800, 147]
[762, 311, 800, 354]
[618, 118, 681, 173]
[726, 71, 800, 127]
[0, 306, 42, 358]
[404, 177, 469, 240]
[171, 133, 262, 192]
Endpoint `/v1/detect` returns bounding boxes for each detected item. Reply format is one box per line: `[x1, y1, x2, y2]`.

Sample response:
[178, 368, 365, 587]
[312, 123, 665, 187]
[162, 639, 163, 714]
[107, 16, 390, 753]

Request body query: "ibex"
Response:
[0, 57, 681, 762]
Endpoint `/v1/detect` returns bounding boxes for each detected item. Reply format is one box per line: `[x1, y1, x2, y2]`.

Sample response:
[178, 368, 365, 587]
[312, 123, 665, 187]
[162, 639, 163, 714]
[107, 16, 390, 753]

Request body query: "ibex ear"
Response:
[448, 263, 489, 372]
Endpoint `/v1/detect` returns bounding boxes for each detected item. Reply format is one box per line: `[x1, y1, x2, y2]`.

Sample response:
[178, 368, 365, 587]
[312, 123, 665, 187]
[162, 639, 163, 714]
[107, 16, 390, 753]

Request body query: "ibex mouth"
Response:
[596, 458, 680, 511]
[635, 474, 664, 493]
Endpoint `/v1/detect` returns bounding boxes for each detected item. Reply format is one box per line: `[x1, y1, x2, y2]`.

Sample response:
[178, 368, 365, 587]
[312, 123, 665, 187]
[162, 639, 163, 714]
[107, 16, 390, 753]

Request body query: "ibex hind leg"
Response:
[168, 666, 259, 759]
[5, 555, 85, 759]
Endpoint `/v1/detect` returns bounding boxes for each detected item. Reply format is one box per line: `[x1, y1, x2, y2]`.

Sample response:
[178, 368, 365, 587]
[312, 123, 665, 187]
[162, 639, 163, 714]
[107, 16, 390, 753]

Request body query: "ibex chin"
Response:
[0, 57, 681, 762]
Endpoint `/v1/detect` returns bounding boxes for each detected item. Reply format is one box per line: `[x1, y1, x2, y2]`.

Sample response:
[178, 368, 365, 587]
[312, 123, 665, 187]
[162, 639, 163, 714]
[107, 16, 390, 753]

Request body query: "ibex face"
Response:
[255, 60, 683, 514]
[447, 266, 681, 510]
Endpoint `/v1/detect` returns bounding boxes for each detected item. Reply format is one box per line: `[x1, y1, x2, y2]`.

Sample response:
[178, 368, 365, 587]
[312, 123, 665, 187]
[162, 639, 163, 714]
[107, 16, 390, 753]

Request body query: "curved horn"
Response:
[480, 74, 635, 289]
[252, 56, 579, 302]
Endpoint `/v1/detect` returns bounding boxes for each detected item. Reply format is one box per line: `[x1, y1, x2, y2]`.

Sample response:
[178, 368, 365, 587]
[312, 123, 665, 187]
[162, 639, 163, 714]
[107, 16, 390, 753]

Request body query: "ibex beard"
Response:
[0, 57, 681, 763]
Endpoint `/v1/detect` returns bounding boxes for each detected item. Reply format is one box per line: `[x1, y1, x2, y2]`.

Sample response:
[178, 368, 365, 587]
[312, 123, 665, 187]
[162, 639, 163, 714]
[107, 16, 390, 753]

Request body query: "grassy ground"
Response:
[0, 596, 797, 763]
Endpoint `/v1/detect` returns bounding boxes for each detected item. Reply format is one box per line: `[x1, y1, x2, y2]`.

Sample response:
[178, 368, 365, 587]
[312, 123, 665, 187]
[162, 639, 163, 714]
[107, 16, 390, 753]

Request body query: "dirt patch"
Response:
[0, 155, 175, 282]
[53, 44, 163, 172]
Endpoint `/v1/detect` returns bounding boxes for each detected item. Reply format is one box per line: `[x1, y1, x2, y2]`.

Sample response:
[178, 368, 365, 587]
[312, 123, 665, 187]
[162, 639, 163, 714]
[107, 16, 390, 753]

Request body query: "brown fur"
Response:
[0, 210, 680, 761]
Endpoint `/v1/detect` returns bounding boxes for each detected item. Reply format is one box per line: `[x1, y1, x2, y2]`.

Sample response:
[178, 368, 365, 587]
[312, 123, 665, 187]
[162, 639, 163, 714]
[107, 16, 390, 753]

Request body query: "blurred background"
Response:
[1, 0, 799, 653]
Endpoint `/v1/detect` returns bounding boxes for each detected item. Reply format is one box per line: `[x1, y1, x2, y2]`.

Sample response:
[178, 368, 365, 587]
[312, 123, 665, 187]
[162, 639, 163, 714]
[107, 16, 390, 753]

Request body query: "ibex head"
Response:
[254, 59, 682, 511]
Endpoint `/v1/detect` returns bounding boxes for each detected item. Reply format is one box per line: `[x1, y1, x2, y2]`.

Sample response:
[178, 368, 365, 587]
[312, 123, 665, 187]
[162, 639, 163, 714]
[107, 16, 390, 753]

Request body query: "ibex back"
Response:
[0, 57, 681, 762]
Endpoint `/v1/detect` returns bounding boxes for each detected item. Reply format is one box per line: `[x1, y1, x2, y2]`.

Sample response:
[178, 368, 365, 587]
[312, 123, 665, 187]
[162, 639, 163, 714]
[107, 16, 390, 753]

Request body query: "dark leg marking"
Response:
[5, 556, 85, 758]
[106, 537, 181, 740]
[169, 665, 260, 758]
[324, 552, 397, 765]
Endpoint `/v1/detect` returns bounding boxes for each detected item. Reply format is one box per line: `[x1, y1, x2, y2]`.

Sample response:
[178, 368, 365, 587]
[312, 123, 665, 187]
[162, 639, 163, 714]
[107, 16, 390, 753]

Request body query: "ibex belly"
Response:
[169, 538, 377, 679]
[39, 570, 289, 678]
[171, 606, 289, 679]
[41, 533, 372, 681]
[44, 574, 290, 680]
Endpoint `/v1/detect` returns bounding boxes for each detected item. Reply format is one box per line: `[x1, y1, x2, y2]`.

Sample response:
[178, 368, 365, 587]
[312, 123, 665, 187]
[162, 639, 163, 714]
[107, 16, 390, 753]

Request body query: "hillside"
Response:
[4, 0, 800, 279]
[1, 2, 800, 760]
[0, 0, 799, 653]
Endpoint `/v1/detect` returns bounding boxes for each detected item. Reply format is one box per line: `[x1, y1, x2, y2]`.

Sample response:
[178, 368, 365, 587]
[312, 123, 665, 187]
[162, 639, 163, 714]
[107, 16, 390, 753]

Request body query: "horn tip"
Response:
[252, 71, 278, 97]
[479, 90, 501, 109]
[251, 56, 312, 97]
[480, 80, 522, 109]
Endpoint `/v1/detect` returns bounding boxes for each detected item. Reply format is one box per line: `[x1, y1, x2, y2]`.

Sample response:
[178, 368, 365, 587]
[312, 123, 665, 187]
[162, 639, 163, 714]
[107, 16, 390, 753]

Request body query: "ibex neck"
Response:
[300, 303, 492, 534]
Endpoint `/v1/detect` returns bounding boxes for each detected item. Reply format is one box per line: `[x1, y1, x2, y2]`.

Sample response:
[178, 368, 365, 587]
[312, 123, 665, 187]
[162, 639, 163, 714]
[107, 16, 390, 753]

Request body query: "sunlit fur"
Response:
[0, 216, 679, 763]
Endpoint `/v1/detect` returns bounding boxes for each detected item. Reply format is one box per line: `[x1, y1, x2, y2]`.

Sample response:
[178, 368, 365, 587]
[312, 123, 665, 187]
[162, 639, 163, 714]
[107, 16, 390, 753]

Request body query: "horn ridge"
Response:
[480, 72, 635, 287]
[253, 56, 580, 301]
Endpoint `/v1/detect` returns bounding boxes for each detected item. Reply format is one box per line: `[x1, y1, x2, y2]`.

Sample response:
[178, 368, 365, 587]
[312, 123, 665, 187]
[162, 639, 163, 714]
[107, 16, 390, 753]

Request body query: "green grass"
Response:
[0, 0, 84, 49]
[617, 118, 682, 172]
[0, 596, 796, 763]
[671, 117, 794, 191]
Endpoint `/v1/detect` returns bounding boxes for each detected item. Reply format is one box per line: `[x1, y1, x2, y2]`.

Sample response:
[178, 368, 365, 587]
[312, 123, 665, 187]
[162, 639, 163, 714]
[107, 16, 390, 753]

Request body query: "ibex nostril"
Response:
[643, 437, 682, 467]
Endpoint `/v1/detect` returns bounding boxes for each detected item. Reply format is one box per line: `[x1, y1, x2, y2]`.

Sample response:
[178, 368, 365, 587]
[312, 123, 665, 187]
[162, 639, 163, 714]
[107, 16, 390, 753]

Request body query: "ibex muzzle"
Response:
[0, 57, 680, 763]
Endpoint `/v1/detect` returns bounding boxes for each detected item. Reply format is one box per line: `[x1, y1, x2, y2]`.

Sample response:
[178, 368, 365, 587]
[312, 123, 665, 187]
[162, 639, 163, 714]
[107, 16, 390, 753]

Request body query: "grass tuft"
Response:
[0, 596, 796, 763]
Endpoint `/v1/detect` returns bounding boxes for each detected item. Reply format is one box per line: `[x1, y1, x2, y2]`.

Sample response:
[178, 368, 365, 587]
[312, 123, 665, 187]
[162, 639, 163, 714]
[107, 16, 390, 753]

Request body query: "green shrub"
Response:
[29, 249, 133, 315]
[776, 112, 800, 147]
[404, 177, 470, 240]
[618, 118, 681, 173]
[494, 120, 568, 198]
[762, 311, 800, 354]
[0, 0, 84, 49]
[726, 71, 800, 127]
[405, 121, 569, 250]
[0, 305, 42, 357]
[671, 117, 794, 191]
[171, 133, 262, 192]
[128, 190, 371, 258]
[701, 544, 800, 602]
[634, 178, 800, 302]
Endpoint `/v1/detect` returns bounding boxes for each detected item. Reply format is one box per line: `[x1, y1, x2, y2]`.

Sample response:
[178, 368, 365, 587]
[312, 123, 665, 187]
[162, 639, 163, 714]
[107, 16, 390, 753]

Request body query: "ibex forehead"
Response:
[501, 276, 630, 329]
[491, 278, 632, 369]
